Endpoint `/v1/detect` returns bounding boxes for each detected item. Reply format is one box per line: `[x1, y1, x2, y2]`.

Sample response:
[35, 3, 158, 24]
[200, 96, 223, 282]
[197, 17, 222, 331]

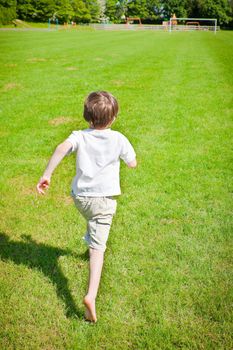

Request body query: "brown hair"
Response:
[83, 91, 119, 128]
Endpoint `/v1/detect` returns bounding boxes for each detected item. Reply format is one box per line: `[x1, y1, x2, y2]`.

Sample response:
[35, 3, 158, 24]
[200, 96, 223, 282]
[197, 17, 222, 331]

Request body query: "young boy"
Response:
[37, 91, 137, 322]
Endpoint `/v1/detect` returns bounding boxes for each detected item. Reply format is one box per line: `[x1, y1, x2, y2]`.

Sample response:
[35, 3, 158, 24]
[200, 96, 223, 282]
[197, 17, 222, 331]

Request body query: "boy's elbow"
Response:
[127, 159, 137, 168]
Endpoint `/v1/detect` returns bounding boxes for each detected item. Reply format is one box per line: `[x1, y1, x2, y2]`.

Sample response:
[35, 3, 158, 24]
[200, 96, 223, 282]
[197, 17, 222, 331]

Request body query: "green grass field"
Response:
[0, 29, 232, 349]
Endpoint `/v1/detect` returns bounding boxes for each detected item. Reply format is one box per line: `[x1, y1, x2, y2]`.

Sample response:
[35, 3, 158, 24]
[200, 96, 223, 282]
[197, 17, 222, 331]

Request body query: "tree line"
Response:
[0, 0, 233, 26]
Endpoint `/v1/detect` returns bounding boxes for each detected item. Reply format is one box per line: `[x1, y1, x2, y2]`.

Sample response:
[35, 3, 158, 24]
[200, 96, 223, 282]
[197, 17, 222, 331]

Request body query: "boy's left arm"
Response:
[37, 140, 72, 195]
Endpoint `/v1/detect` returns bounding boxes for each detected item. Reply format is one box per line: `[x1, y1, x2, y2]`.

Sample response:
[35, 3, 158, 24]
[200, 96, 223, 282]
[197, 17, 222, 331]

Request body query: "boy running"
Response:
[37, 91, 137, 322]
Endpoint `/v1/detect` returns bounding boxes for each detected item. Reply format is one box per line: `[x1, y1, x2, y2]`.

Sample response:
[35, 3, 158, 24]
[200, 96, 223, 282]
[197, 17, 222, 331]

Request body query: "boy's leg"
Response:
[84, 248, 104, 322]
[76, 197, 116, 322]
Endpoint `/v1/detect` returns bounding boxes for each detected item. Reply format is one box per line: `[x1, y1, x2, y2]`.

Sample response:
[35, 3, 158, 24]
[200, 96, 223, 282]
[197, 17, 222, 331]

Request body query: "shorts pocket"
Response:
[104, 198, 117, 215]
[74, 196, 89, 213]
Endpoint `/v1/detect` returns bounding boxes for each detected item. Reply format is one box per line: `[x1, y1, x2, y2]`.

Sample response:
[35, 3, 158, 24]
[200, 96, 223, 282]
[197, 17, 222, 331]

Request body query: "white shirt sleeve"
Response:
[119, 134, 136, 164]
[66, 131, 81, 153]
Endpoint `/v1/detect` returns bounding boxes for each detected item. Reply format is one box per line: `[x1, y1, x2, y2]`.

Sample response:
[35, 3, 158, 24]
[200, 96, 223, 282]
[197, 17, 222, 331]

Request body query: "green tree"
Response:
[85, 0, 100, 22]
[0, 0, 16, 24]
[98, 0, 107, 22]
[146, 0, 162, 21]
[56, 0, 74, 22]
[70, 0, 91, 22]
[16, 0, 35, 21]
[34, 0, 57, 21]
[195, 0, 232, 25]
[160, 0, 189, 18]
[105, 0, 126, 22]
[105, 0, 117, 22]
[160, 0, 233, 25]
[126, 0, 149, 19]
[17, 0, 57, 22]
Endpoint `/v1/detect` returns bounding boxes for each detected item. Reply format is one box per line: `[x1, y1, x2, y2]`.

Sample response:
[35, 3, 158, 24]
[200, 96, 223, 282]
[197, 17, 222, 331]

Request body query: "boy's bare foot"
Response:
[83, 296, 97, 323]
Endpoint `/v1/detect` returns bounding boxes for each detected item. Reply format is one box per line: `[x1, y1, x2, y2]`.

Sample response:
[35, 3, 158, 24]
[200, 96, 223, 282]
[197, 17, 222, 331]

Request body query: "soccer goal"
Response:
[169, 18, 218, 34]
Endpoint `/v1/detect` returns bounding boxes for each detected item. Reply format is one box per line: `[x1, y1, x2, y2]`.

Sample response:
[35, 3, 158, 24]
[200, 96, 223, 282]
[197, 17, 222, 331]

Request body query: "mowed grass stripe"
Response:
[0, 30, 232, 349]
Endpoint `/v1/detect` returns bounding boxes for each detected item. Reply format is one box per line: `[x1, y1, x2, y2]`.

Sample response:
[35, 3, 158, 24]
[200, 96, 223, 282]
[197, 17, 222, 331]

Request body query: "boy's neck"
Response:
[90, 126, 110, 130]
[89, 122, 114, 130]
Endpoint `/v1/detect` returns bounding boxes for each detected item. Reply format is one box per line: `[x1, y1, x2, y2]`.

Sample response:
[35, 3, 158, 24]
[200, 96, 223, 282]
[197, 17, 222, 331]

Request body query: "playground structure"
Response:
[92, 14, 218, 32]
[91, 21, 219, 32]
[64, 21, 77, 29]
[171, 14, 177, 25]
[48, 19, 78, 30]
[169, 17, 218, 33]
[126, 17, 142, 25]
[186, 21, 200, 27]
[48, 18, 59, 30]
[45, 14, 218, 33]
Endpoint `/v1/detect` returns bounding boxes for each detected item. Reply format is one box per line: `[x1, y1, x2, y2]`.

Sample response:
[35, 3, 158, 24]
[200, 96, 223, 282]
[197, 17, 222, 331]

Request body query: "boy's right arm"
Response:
[127, 159, 137, 168]
[36, 140, 72, 194]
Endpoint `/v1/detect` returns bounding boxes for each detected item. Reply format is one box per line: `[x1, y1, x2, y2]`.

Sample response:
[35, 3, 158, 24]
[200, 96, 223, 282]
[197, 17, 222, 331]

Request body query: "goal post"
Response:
[169, 18, 218, 34]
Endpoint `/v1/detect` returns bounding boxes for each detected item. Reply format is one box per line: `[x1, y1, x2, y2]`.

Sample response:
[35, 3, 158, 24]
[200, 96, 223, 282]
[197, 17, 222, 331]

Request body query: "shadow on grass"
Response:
[0, 232, 89, 319]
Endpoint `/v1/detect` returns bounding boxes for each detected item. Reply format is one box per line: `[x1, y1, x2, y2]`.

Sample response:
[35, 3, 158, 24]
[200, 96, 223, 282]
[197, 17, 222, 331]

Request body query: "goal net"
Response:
[169, 18, 218, 33]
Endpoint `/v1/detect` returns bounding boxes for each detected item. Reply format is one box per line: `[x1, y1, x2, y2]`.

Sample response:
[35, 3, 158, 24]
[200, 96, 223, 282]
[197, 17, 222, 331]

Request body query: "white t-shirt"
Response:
[67, 128, 136, 197]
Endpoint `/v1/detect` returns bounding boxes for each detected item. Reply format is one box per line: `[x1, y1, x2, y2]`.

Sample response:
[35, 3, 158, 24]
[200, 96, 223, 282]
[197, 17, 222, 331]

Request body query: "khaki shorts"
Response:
[72, 194, 117, 252]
